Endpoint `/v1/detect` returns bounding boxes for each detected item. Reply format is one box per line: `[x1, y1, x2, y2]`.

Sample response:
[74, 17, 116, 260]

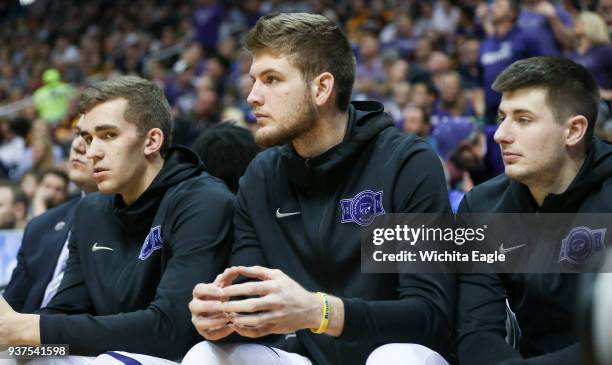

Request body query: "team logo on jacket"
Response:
[559, 226, 606, 265]
[139, 225, 163, 261]
[340, 190, 385, 226]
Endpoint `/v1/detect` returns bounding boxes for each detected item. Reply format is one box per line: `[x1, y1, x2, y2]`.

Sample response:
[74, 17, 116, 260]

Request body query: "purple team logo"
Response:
[340, 190, 385, 226]
[139, 225, 163, 261]
[559, 226, 606, 265]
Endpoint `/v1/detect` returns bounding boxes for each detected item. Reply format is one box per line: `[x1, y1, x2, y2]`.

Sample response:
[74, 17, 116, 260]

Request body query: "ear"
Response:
[143, 128, 164, 157]
[312, 72, 335, 107]
[565, 115, 588, 147]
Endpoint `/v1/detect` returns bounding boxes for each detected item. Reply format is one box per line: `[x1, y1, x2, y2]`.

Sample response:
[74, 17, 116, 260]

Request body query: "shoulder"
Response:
[164, 171, 234, 208]
[461, 174, 513, 212]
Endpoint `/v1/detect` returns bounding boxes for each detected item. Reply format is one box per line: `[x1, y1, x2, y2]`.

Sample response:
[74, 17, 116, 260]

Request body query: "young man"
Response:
[186, 13, 455, 365]
[0, 76, 234, 364]
[457, 57, 612, 364]
[4, 117, 98, 313]
[0, 181, 28, 230]
[30, 168, 70, 217]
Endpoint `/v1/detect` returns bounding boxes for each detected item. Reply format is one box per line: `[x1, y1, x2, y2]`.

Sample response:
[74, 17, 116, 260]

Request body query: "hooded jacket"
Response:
[38, 146, 234, 360]
[457, 139, 612, 365]
[232, 101, 456, 364]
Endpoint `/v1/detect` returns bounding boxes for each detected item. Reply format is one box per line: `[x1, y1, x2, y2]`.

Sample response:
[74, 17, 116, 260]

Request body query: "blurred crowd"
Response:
[0, 0, 611, 224]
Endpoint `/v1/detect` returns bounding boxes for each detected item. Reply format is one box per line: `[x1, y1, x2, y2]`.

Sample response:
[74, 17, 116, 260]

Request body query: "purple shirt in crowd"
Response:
[569, 45, 612, 90]
[193, 3, 225, 51]
[518, 5, 572, 56]
[480, 26, 541, 123]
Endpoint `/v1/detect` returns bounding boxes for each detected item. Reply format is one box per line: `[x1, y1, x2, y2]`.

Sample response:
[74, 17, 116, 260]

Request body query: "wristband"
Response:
[310, 292, 330, 334]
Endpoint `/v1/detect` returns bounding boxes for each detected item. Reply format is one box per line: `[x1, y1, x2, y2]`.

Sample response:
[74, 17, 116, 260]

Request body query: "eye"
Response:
[518, 117, 531, 124]
[496, 114, 505, 124]
[83, 135, 92, 145]
[264, 75, 278, 84]
[102, 131, 117, 140]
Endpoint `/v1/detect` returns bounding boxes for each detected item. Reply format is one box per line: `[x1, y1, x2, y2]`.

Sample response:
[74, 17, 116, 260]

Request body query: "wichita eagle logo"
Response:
[340, 190, 385, 226]
[139, 225, 163, 260]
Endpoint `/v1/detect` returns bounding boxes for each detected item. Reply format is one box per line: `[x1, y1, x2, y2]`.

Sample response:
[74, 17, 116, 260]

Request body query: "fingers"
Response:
[230, 311, 280, 328]
[191, 312, 230, 331]
[233, 323, 275, 338]
[196, 324, 235, 341]
[223, 266, 282, 281]
[222, 281, 273, 298]
[222, 296, 280, 313]
[193, 283, 225, 300]
[189, 297, 225, 316]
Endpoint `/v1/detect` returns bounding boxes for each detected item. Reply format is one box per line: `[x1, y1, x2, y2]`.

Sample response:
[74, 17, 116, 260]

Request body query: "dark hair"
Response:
[79, 76, 173, 157]
[191, 122, 261, 193]
[492, 56, 600, 143]
[245, 13, 356, 112]
[40, 168, 70, 189]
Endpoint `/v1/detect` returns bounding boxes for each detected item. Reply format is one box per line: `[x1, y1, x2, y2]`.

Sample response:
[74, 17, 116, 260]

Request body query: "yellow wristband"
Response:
[310, 292, 330, 334]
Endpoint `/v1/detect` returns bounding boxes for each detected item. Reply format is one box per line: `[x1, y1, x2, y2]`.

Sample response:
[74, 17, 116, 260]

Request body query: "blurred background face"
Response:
[0, 187, 16, 229]
[403, 108, 429, 137]
[38, 173, 68, 209]
[491, 0, 515, 24]
[440, 74, 462, 103]
[68, 119, 97, 192]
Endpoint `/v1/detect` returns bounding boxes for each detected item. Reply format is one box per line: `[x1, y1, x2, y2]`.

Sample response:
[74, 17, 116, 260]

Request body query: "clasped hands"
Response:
[189, 266, 322, 340]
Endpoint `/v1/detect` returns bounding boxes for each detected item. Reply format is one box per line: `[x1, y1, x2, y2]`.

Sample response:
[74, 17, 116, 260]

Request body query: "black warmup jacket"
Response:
[38, 146, 234, 360]
[457, 139, 612, 365]
[232, 101, 456, 364]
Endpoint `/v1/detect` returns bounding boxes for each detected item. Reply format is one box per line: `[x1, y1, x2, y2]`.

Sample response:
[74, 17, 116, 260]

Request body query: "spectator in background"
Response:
[432, 72, 476, 119]
[518, 0, 574, 55]
[433, 116, 504, 188]
[19, 170, 39, 203]
[379, 11, 418, 59]
[173, 76, 221, 147]
[0, 181, 28, 230]
[191, 122, 260, 193]
[402, 106, 436, 149]
[410, 81, 438, 117]
[569, 12, 612, 102]
[31, 68, 75, 125]
[30, 168, 69, 218]
[597, 0, 612, 37]
[193, 0, 225, 53]
[354, 30, 386, 100]
[0, 119, 28, 178]
[384, 81, 412, 126]
[480, 0, 541, 124]
[427, 51, 451, 91]
[457, 38, 481, 91]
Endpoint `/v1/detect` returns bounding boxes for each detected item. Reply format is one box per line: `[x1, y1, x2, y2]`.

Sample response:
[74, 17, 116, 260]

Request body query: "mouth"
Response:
[92, 167, 110, 179]
[502, 151, 521, 163]
[71, 158, 86, 167]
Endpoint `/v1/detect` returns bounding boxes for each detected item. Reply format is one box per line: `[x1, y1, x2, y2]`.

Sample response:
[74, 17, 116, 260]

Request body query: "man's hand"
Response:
[0, 296, 40, 346]
[220, 266, 322, 338]
[534, 1, 556, 19]
[189, 269, 241, 340]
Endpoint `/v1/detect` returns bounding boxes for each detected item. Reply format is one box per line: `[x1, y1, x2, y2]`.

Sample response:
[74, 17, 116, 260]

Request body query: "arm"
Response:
[535, 2, 574, 51]
[39, 186, 234, 359]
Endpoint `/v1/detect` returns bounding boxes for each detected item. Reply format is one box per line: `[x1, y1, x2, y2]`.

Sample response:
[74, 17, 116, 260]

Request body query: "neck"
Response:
[121, 156, 164, 205]
[292, 109, 349, 158]
[577, 37, 591, 54]
[495, 21, 513, 38]
[527, 151, 586, 206]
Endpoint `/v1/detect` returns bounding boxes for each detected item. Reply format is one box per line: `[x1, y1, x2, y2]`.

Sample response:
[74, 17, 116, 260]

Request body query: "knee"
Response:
[366, 343, 448, 365]
[181, 341, 225, 365]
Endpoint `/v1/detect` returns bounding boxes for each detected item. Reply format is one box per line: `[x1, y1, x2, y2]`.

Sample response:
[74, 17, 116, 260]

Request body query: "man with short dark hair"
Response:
[186, 13, 454, 365]
[457, 57, 612, 364]
[0, 76, 235, 365]
[4, 116, 98, 314]
[31, 168, 70, 217]
[0, 181, 28, 230]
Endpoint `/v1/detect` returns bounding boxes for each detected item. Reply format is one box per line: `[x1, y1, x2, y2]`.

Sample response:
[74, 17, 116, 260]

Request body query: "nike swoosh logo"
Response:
[498, 243, 526, 254]
[92, 243, 114, 252]
[276, 208, 301, 219]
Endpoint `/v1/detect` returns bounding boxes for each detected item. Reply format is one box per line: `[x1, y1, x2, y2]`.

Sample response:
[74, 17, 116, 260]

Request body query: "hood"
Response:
[518, 138, 612, 212]
[281, 101, 393, 191]
[113, 146, 205, 234]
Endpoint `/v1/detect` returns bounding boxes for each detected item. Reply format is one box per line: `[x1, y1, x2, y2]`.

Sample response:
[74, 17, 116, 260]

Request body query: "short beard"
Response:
[255, 91, 318, 148]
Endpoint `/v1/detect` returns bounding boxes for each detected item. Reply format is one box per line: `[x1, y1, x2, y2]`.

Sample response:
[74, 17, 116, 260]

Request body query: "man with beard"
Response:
[185, 13, 455, 365]
[457, 57, 612, 364]
[4, 116, 98, 314]
[0, 76, 234, 365]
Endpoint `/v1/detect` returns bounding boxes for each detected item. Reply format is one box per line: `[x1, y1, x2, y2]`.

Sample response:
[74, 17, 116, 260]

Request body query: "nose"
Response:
[493, 117, 514, 145]
[72, 135, 87, 155]
[246, 81, 263, 106]
[85, 138, 104, 161]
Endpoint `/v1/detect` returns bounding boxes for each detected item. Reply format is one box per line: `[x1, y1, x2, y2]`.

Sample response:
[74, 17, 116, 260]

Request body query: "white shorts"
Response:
[0, 351, 179, 365]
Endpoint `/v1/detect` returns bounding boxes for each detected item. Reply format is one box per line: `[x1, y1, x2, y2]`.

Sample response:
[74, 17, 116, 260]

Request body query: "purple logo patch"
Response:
[559, 226, 606, 265]
[139, 225, 163, 260]
[340, 190, 385, 226]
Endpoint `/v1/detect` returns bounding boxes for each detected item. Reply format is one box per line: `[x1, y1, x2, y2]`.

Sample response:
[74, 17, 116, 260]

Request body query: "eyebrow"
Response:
[79, 124, 118, 137]
[498, 108, 535, 115]
[249, 68, 281, 79]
